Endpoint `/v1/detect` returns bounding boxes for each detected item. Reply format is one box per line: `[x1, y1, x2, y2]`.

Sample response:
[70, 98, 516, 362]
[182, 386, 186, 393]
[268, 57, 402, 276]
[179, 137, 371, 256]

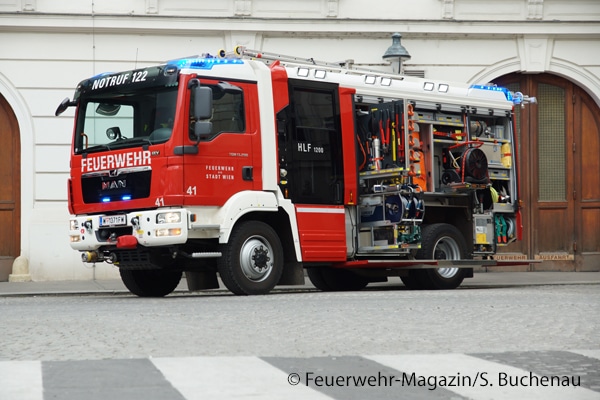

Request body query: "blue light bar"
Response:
[101, 197, 111, 203]
[172, 58, 244, 70]
[121, 195, 132, 201]
[469, 84, 513, 102]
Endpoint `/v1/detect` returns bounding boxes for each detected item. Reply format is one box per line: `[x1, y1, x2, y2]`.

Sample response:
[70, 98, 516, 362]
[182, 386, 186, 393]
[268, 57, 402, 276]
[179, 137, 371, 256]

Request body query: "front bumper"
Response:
[69, 208, 189, 251]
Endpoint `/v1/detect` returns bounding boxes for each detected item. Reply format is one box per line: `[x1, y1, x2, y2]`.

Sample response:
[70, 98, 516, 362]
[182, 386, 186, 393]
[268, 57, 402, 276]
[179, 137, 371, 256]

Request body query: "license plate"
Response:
[99, 215, 127, 227]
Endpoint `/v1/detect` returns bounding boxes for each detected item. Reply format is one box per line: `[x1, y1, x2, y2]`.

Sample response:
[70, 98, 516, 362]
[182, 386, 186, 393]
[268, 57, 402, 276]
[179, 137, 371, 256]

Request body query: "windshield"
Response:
[74, 87, 178, 154]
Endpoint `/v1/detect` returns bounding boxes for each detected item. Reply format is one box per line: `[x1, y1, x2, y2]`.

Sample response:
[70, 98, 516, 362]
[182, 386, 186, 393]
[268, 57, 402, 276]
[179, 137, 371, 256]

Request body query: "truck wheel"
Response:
[218, 221, 283, 295]
[415, 223, 468, 290]
[307, 267, 369, 291]
[400, 271, 428, 290]
[119, 269, 182, 297]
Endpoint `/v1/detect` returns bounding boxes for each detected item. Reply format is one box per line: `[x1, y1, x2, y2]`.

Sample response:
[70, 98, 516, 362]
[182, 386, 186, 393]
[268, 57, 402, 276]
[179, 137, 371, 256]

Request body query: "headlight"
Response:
[156, 212, 181, 224]
[70, 219, 79, 230]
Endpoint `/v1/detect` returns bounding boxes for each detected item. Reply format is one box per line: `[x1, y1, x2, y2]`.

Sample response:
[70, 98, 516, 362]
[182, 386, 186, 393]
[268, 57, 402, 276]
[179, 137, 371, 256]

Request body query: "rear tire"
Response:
[119, 269, 182, 297]
[307, 267, 369, 291]
[218, 221, 283, 295]
[414, 223, 469, 290]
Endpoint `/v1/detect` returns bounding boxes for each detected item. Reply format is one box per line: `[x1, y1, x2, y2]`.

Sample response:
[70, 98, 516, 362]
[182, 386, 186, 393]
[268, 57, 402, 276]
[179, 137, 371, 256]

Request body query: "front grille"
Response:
[81, 170, 151, 204]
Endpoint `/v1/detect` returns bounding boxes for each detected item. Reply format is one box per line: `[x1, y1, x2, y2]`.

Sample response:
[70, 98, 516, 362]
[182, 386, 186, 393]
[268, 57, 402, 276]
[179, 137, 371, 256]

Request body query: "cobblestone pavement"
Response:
[1, 284, 598, 361]
[0, 284, 598, 399]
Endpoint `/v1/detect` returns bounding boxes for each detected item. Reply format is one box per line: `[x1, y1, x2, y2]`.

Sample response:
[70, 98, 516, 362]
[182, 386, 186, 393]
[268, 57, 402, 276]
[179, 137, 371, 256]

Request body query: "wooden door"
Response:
[495, 74, 600, 271]
[573, 85, 600, 270]
[0, 94, 20, 279]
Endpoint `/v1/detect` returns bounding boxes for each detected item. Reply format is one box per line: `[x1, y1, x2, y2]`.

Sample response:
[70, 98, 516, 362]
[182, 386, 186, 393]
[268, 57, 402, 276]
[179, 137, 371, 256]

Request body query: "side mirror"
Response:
[194, 121, 213, 139]
[55, 97, 76, 116]
[192, 86, 213, 120]
[106, 126, 123, 140]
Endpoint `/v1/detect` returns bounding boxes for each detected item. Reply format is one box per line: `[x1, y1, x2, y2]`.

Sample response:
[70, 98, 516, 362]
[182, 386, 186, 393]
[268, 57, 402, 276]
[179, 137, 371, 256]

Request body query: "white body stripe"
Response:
[296, 207, 346, 214]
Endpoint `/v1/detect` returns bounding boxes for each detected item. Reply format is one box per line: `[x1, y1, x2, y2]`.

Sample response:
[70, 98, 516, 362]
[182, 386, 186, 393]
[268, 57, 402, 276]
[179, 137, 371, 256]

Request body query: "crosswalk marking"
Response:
[0, 360, 43, 400]
[1, 351, 598, 400]
[151, 356, 332, 400]
[367, 354, 600, 400]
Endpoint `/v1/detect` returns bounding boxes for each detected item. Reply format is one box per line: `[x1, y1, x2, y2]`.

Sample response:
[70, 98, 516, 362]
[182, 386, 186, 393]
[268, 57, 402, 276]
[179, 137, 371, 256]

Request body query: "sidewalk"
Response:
[0, 271, 599, 297]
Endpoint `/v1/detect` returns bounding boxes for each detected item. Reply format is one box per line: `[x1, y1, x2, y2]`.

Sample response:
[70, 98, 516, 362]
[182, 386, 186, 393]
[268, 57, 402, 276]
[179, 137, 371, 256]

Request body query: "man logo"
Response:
[102, 180, 126, 190]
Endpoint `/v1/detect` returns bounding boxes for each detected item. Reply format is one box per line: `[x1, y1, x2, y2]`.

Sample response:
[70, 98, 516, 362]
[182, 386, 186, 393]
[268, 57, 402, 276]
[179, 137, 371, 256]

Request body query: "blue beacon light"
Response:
[469, 84, 514, 102]
[173, 58, 243, 70]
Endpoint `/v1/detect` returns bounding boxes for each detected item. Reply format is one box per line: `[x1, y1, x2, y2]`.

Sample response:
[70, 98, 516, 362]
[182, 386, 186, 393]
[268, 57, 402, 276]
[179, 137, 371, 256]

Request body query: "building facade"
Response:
[0, 0, 598, 280]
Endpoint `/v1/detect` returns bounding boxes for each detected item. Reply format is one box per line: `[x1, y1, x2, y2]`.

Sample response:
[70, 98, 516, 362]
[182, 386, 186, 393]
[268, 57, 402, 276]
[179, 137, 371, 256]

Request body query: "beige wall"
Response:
[0, 0, 598, 279]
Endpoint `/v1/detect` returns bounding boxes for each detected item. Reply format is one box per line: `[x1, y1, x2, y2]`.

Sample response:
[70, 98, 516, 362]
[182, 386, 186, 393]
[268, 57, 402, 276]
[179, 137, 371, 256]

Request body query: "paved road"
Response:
[1, 282, 599, 399]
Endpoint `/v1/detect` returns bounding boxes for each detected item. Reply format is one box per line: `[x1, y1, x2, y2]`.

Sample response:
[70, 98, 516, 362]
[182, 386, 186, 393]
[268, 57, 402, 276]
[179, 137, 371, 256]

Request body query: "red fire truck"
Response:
[57, 47, 536, 297]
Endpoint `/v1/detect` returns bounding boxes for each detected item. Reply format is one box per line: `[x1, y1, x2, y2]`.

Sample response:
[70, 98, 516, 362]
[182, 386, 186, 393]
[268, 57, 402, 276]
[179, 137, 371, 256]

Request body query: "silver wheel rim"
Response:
[239, 235, 274, 282]
[433, 235, 461, 279]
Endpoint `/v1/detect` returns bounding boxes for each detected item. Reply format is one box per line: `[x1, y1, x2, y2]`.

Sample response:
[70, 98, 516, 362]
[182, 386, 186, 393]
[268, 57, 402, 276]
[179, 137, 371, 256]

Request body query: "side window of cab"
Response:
[189, 82, 245, 141]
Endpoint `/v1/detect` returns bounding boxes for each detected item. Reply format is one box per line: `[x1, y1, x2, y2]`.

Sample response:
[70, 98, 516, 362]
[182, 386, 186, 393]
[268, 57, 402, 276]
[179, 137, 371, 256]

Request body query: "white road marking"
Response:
[151, 356, 334, 400]
[0, 360, 43, 400]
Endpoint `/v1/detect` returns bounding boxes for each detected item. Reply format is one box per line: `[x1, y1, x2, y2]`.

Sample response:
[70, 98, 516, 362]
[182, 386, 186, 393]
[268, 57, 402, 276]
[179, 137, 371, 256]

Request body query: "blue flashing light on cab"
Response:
[171, 57, 244, 70]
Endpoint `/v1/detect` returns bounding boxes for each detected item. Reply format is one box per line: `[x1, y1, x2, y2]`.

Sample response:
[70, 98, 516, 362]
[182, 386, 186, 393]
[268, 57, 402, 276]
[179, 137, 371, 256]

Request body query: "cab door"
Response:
[182, 80, 261, 207]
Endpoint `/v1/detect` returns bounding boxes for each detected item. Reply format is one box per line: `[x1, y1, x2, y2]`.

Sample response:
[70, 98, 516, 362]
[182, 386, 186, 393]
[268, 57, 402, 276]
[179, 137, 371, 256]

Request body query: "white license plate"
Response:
[99, 215, 127, 227]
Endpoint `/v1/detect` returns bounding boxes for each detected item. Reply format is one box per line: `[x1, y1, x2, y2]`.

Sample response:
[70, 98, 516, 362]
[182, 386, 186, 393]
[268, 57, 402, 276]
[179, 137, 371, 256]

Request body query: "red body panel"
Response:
[71, 145, 175, 214]
[295, 205, 347, 261]
[269, 61, 290, 115]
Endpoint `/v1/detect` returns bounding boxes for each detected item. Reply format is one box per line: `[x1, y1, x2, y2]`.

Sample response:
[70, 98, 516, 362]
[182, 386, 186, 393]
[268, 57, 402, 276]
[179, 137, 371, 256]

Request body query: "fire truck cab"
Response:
[58, 47, 535, 296]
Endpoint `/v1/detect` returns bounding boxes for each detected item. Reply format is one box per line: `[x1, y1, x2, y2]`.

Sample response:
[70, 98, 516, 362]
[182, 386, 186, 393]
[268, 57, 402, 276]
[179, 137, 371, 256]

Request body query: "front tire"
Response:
[414, 223, 469, 290]
[119, 269, 182, 297]
[218, 221, 284, 295]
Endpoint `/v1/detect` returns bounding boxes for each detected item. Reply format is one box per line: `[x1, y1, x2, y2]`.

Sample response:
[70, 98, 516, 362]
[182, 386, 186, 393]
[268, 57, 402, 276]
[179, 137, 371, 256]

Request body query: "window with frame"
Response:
[189, 83, 245, 141]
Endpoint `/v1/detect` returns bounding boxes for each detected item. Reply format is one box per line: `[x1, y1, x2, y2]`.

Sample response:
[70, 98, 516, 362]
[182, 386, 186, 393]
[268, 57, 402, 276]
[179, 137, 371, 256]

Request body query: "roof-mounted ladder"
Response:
[224, 46, 350, 69]
[213, 45, 397, 76]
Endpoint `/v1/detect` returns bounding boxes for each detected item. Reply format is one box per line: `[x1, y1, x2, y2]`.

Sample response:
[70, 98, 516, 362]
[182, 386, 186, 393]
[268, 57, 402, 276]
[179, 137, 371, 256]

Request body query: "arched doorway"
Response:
[494, 73, 600, 271]
[0, 94, 21, 280]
